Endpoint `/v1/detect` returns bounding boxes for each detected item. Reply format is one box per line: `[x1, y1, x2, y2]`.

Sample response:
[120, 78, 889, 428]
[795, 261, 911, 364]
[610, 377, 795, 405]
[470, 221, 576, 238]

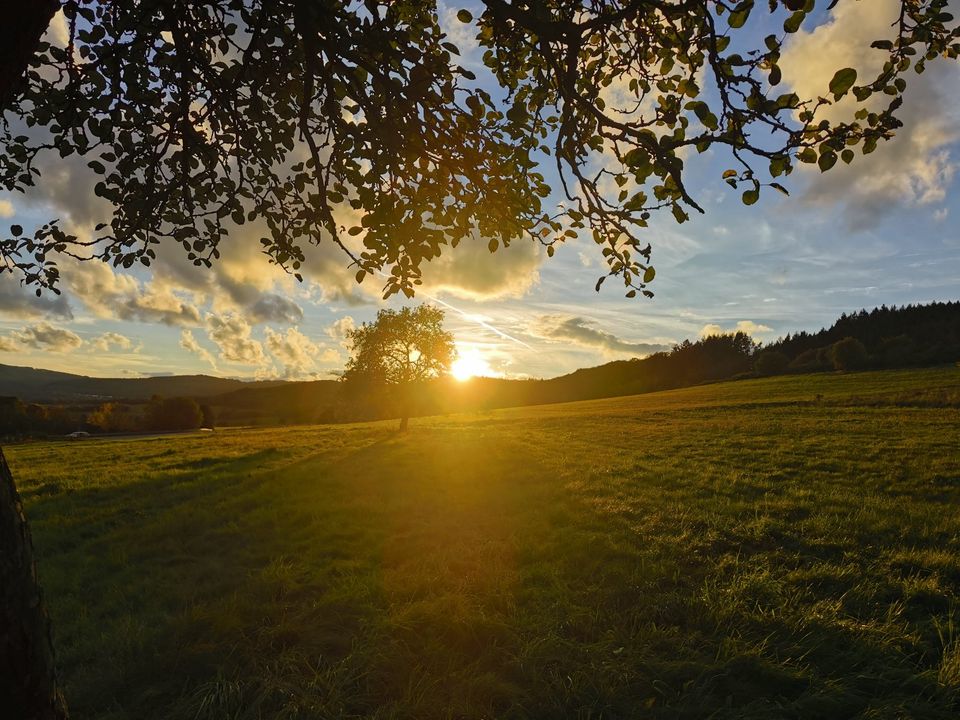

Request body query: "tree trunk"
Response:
[0, 0, 60, 110]
[0, 447, 69, 720]
[398, 414, 409, 432]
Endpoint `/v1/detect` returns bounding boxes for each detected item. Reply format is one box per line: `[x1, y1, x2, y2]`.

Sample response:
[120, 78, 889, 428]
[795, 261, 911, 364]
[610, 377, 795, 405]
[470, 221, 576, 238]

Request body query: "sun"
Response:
[450, 347, 494, 381]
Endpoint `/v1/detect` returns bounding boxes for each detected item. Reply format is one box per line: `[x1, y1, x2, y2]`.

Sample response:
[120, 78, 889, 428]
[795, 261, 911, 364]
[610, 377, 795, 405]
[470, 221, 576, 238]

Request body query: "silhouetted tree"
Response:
[2, 2, 957, 301]
[86, 402, 140, 433]
[200, 404, 216, 430]
[147, 396, 203, 431]
[830, 337, 869, 371]
[755, 350, 790, 376]
[342, 305, 454, 432]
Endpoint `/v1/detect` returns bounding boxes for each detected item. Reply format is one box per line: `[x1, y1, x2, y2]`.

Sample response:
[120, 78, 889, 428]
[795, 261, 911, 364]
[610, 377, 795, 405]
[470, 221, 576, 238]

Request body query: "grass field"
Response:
[9, 367, 960, 719]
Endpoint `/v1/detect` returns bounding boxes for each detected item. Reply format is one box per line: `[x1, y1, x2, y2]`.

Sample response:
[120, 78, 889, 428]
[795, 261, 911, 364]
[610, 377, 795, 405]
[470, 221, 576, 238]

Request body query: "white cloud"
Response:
[90, 331, 133, 352]
[532, 315, 671, 357]
[206, 313, 267, 366]
[179, 330, 218, 372]
[325, 316, 356, 348]
[438, 2, 481, 68]
[781, 0, 960, 227]
[4, 322, 83, 352]
[64, 259, 202, 326]
[419, 233, 543, 300]
[264, 327, 338, 379]
[700, 320, 772, 338]
[45, 10, 70, 47]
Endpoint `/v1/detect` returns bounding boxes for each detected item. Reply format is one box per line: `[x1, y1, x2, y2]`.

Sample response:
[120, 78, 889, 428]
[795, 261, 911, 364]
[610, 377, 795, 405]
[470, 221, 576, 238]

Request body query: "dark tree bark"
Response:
[399, 414, 409, 433]
[0, 448, 69, 720]
[0, 0, 60, 110]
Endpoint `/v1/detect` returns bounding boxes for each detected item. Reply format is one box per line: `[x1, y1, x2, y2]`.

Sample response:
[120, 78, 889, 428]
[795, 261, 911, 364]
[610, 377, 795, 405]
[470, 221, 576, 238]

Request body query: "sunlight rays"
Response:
[451, 345, 496, 381]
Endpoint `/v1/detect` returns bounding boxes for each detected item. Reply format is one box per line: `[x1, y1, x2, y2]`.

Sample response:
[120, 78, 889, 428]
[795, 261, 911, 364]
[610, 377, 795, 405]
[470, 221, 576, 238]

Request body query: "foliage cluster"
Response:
[2, 1, 958, 299]
[0, 397, 77, 437]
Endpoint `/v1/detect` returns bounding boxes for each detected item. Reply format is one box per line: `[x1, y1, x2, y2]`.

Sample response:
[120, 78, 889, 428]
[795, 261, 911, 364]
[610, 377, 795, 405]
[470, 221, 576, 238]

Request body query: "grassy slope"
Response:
[9, 367, 960, 719]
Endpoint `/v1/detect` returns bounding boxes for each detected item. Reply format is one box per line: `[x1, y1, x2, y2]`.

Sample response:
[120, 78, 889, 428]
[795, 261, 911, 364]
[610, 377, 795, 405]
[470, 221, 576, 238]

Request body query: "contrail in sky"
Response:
[371, 269, 532, 349]
[423, 293, 533, 350]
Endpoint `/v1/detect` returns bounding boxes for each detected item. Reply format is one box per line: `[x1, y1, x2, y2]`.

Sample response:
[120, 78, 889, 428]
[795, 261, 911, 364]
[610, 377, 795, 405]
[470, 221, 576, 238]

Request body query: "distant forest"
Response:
[1, 301, 958, 437]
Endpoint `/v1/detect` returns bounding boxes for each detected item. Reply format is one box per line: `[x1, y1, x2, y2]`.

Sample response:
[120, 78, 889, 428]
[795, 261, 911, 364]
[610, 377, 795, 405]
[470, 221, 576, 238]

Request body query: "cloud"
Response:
[264, 327, 339, 379]
[0, 274, 73, 319]
[781, 0, 960, 228]
[119, 288, 202, 326]
[248, 293, 303, 324]
[419, 233, 543, 300]
[43, 10, 70, 47]
[179, 330, 218, 371]
[90, 332, 133, 352]
[533, 315, 670, 357]
[6, 323, 83, 352]
[205, 313, 267, 366]
[64, 259, 202, 326]
[326, 315, 356, 345]
[438, 2, 482, 68]
[700, 320, 772, 338]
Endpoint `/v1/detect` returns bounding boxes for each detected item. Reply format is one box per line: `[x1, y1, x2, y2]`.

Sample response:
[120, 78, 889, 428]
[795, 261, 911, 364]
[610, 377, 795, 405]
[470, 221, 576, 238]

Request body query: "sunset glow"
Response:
[450, 346, 495, 381]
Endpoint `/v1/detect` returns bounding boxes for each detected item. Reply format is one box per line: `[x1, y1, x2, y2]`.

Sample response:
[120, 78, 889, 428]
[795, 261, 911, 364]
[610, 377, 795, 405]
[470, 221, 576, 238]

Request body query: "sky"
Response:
[0, 1, 958, 381]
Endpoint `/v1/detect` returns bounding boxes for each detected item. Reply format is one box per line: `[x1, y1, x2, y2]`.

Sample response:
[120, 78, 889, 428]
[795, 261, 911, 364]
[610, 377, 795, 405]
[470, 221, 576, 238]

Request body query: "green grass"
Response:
[9, 367, 960, 719]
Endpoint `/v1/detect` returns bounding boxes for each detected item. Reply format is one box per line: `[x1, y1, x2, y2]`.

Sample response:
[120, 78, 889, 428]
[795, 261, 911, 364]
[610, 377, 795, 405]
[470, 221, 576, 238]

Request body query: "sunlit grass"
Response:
[8, 367, 960, 719]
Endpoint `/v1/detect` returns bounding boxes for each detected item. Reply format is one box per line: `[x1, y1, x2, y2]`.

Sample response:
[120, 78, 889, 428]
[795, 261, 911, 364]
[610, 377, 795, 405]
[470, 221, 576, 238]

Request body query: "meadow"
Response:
[8, 367, 960, 719]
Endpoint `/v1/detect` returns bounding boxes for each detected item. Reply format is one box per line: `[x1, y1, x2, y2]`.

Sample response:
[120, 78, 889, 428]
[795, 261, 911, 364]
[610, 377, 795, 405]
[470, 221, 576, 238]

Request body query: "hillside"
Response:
[2, 301, 957, 427]
[0, 364, 283, 402]
[10, 367, 960, 719]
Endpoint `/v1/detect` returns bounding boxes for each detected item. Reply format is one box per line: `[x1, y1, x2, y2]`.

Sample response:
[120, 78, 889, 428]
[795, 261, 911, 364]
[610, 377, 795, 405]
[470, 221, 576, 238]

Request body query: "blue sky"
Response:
[0, 1, 958, 380]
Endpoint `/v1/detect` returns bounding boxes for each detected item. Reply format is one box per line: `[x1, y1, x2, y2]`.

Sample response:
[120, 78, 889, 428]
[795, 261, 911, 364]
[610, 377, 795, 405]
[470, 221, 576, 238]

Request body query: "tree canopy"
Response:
[1, 0, 957, 299]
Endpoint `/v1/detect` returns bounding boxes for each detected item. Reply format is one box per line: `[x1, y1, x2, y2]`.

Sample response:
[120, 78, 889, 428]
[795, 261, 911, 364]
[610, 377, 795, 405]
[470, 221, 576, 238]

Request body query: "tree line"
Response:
[755, 302, 960, 375]
[1, 302, 957, 438]
[0, 395, 215, 439]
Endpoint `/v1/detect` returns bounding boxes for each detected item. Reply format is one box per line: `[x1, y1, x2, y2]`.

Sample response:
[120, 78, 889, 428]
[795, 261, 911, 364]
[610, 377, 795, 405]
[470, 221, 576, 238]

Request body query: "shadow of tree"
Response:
[17, 424, 960, 720]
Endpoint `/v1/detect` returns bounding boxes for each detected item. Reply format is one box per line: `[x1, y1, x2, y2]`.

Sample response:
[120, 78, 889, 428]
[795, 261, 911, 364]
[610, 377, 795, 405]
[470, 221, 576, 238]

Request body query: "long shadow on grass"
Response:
[24, 427, 960, 720]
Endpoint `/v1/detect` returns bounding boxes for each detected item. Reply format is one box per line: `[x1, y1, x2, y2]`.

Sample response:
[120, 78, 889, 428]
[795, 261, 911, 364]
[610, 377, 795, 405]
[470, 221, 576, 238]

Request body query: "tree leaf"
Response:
[829, 67, 858, 99]
[818, 150, 838, 172]
[768, 65, 782, 86]
[783, 11, 805, 34]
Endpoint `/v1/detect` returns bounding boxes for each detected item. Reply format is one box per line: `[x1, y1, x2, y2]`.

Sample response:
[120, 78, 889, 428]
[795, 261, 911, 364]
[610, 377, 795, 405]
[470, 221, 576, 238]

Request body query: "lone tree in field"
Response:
[1, 1, 959, 716]
[342, 305, 455, 432]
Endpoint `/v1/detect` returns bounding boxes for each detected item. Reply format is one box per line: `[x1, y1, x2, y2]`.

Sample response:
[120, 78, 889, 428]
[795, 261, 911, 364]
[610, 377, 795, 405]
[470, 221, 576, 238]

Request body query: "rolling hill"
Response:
[0, 364, 283, 402]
